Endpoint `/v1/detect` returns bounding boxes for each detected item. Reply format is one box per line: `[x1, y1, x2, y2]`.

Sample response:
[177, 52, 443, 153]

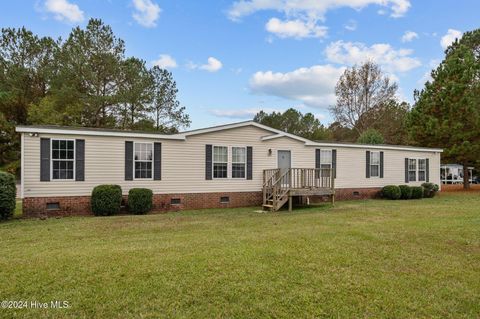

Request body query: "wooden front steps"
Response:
[262, 168, 335, 212]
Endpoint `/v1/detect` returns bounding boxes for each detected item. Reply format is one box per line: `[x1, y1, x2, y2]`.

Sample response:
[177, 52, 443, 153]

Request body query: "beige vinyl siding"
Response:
[24, 126, 281, 197]
[334, 148, 440, 188]
[22, 125, 441, 197]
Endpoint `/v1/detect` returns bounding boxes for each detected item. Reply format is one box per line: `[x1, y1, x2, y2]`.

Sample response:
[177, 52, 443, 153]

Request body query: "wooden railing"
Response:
[263, 168, 334, 188]
[263, 168, 335, 211]
[289, 168, 334, 189]
[263, 169, 279, 206]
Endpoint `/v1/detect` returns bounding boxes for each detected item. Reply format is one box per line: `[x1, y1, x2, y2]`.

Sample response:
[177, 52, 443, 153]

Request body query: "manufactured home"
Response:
[16, 121, 442, 217]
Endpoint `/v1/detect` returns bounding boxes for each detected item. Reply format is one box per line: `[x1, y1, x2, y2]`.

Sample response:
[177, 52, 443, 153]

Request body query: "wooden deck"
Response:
[262, 168, 335, 212]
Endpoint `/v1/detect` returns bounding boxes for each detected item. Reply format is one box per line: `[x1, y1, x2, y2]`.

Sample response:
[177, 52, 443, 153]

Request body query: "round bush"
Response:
[128, 188, 153, 215]
[399, 185, 412, 200]
[91, 185, 122, 216]
[382, 185, 401, 200]
[411, 186, 424, 199]
[421, 183, 439, 198]
[0, 171, 16, 220]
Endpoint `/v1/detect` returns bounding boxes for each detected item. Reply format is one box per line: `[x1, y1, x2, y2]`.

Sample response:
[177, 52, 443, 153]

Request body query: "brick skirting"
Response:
[335, 187, 382, 200]
[23, 196, 92, 218]
[22, 191, 263, 218]
[22, 187, 381, 218]
[309, 187, 382, 203]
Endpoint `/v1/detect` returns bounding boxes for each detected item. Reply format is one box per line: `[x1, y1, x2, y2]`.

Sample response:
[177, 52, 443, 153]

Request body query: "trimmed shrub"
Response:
[382, 185, 401, 200]
[0, 172, 16, 220]
[91, 185, 122, 216]
[411, 186, 424, 199]
[399, 185, 413, 200]
[128, 188, 153, 215]
[422, 183, 439, 198]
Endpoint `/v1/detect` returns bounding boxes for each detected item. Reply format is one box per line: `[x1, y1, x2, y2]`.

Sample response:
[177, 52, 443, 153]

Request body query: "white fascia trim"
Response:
[178, 121, 257, 138]
[250, 122, 312, 143]
[179, 121, 310, 143]
[305, 141, 443, 153]
[261, 133, 286, 141]
[16, 127, 186, 140]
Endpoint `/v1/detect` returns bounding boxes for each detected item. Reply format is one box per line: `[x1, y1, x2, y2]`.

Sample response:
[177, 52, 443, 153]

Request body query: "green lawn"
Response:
[1, 193, 479, 318]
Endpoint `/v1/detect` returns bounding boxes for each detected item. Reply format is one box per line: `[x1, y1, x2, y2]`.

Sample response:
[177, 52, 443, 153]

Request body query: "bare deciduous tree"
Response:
[330, 61, 398, 135]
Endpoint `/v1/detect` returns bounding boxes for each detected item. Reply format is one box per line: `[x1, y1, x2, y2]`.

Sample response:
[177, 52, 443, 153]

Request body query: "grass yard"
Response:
[1, 193, 479, 318]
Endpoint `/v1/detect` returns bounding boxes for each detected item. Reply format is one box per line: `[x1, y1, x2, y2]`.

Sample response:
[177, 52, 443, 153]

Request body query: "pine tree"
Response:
[150, 66, 190, 132]
[407, 29, 480, 189]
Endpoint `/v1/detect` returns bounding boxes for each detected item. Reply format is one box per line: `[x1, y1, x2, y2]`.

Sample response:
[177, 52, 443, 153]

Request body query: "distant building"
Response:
[440, 164, 474, 184]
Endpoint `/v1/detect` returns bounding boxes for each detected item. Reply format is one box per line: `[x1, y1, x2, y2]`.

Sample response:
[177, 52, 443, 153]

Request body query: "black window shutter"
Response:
[315, 149, 320, 178]
[366, 151, 371, 178]
[205, 144, 212, 180]
[426, 158, 429, 182]
[125, 141, 133, 180]
[246, 146, 253, 180]
[379, 151, 384, 178]
[154, 142, 162, 180]
[405, 158, 409, 183]
[332, 149, 337, 178]
[75, 139, 85, 181]
[40, 138, 50, 181]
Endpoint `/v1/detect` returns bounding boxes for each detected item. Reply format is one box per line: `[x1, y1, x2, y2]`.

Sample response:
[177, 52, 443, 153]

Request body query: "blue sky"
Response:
[1, 0, 478, 129]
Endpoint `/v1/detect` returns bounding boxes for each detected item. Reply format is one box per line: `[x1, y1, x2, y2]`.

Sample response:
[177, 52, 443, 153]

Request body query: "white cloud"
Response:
[209, 107, 284, 119]
[152, 54, 177, 69]
[200, 57, 223, 72]
[132, 0, 161, 28]
[187, 57, 223, 72]
[228, 0, 411, 21]
[440, 29, 462, 50]
[265, 18, 327, 39]
[44, 0, 84, 23]
[344, 20, 357, 31]
[325, 40, 421, 73]
[401, 30, 418, 42]
[249, 64, 345, 108]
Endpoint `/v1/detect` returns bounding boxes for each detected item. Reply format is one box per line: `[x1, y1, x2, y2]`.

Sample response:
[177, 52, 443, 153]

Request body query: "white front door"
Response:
[277, 150, 291, 170]
[277, 150, 291, 186]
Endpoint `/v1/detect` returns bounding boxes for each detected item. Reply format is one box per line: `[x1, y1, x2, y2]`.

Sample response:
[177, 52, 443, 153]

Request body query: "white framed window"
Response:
[418, 159, 426, 181]
[370, 151, 380, 178]
[320, 149, 332, 177]
[232, 147, 246, 179]
[213, 146, 228, 179]
[51, 139, 75, 180]
[408, 159, 417, 182]
[134, 142, 153, 179]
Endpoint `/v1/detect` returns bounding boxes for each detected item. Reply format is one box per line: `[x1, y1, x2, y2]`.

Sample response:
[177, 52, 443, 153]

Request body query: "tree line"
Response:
[0, 19, 190, 172]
